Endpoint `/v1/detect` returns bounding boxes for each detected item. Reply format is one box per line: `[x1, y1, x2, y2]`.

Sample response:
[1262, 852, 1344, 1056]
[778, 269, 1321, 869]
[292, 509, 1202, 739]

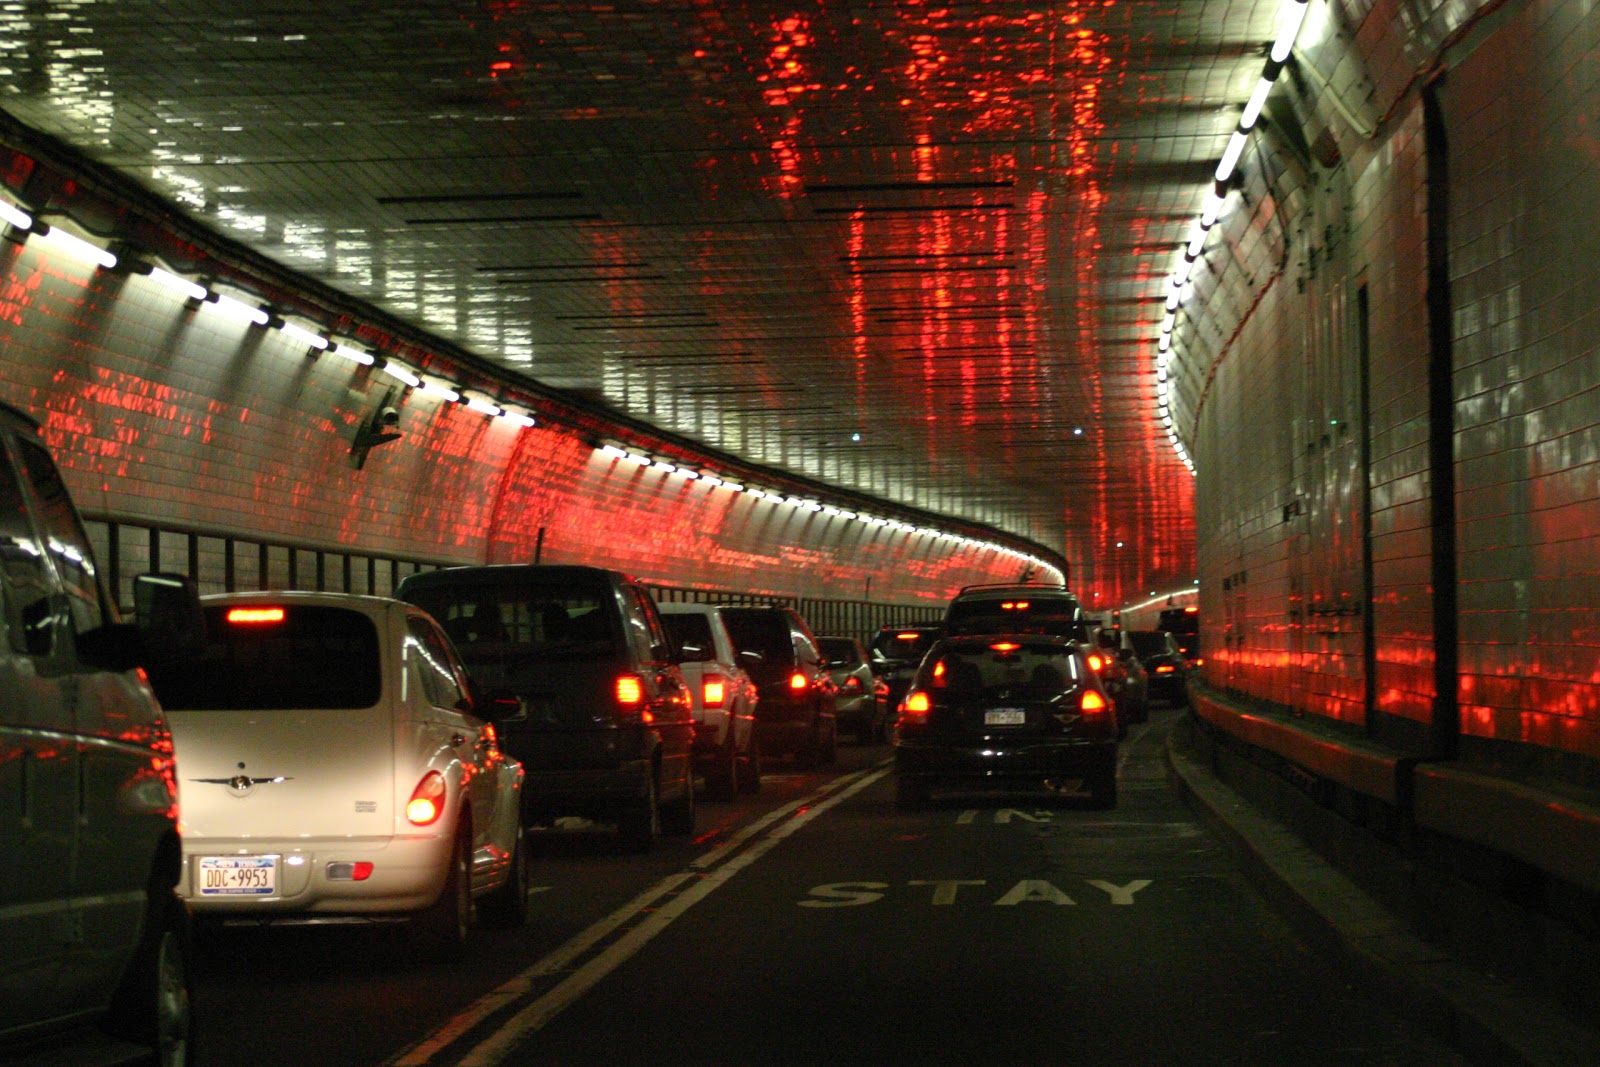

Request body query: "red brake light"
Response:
[902, 690, 931, 723]
[989, 642, 1021, 653]
[999, 600, 1030, 611]
[1185, 606, 1198, 614]
[896, 632, 920, 640]
[702, 674, 727, 708]
[789, 671, 809, 691]
[932, 660, 947, 682]
[1154, 664, 1176, 674]
[1080, 690, 1109, 715]
[227, 607, 286, 625]
[1087, 653, 1106, 672]
[616, 675, 645, 706]
[842, 676, 862, 692]
[406, 771, 447, 826]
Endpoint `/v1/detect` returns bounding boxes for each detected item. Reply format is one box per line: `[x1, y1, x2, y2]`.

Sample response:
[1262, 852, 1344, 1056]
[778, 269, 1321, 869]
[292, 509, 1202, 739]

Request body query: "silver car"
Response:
[659, 602, 762, 800]
[152, 591, 528, 959]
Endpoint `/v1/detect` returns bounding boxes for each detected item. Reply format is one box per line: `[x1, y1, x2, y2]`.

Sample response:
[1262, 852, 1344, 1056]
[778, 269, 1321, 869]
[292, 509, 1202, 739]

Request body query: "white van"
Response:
[0, 401, 202, 1064]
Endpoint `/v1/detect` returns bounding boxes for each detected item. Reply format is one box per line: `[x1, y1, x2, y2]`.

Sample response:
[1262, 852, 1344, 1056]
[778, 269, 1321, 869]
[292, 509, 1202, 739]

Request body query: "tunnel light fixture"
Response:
[421, 380, 460, 403]
[147, 265, 208, 302]
[207, 291, 271, 327]
[35, 222, 118, 269]
[501, 410, 536, 428]
[0, 196, 32, 231]
[278, 320, 330, 351]
[466, 396, 502, 417]
[1214, 130, 1249, 183]
[1240, 75, 1276, 131]
[330, 343, 376, 366]
[380, 361, 421, 388]
[1271, 0, 1311, 62]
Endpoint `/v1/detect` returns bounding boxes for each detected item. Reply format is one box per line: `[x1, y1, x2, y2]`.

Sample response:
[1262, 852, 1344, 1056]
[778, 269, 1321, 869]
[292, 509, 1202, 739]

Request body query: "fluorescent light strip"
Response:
[148, 266, 208, 302]
[279, 321, 330, 350]
[0, 198, 32, 230]
[330, 344, 375, 366]
[421, 381, 460, 403]
[466, 397, 502, 417]
[209, 292, 270, 326]
[502, 411, 536, 428]
[37, 225, 117, 269]
[380, 362, 421, 388]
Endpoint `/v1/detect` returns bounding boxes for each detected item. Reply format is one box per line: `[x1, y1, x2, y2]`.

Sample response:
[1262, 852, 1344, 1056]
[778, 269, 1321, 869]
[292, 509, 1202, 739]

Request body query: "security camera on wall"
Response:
[351, 388, 404, 470]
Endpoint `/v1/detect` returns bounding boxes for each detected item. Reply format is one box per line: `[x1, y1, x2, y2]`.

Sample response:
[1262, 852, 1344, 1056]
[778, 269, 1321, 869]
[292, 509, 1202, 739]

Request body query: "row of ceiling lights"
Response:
[600, 444, 1061, 579]
[0, 190, 1062, 583]
[1157, 0, 1311, 474]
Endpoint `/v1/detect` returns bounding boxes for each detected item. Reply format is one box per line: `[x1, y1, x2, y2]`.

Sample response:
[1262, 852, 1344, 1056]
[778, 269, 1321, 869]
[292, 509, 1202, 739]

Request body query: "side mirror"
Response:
[135, 573, 206, 659]
[477, 689, 526, 723]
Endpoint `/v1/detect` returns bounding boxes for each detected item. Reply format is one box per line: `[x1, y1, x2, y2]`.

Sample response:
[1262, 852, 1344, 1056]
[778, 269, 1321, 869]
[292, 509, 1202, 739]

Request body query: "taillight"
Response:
[702, 674, 727, 708]
[989, 641, 1020, 653]
[406, 771, 447, 826]
[1080, 690, 1109, 716]
[1154, 664, 1176, 674]
[789, 671, 809, 691]
[1087, 652, 1106, 673]
[226, 606, 285, 625]
[616, 675, 645, 707]
[842, 675, 862, 692]
[901, 690, 931, 723]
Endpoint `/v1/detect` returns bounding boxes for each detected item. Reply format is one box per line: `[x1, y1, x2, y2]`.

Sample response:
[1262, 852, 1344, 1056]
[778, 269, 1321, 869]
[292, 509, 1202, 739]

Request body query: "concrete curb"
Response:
[1165, 728, 1600, 1067]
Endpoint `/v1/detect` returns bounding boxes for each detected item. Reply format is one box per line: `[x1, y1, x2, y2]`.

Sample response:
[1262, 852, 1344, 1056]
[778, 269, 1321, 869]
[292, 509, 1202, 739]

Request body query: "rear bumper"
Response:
[894, 737, 1115, 782]
[519, 762, 652, 820]
[179, 833, 450, 917]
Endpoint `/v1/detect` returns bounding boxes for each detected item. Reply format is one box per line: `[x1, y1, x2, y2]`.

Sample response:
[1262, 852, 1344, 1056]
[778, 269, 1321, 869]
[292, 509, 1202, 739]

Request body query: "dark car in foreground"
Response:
[396, 564, 694, 852]
[892, 634, 1119, 810]
[1128, 629, 1190, 706]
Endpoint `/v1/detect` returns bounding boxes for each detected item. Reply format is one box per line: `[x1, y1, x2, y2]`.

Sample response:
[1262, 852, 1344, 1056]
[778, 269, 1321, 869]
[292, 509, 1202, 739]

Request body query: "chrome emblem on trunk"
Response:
[191, 761, 293, 797]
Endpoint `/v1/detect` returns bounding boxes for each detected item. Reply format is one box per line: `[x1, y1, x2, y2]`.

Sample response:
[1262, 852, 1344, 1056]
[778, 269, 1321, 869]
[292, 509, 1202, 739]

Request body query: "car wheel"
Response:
[104, 889, 193, 1067]
[895, 773, 929, 811]
[738, 740, 762, 794]
[618, 769, 660, 852]
[477, 829, 530, 929]
[661, 765, 696, 836]
[705, 740, 738, 801]
[413, 820, 473, 962]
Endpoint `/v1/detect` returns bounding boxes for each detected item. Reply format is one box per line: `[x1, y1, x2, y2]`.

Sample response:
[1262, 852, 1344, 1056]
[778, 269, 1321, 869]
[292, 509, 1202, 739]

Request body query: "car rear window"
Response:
[719, 609, 791, 662]
[817, 637, 859, 663]
[945, 595, 1086, 640]
[403, 578, 622, 661]
[150, 605, 382, 710]
[1128, 631, 1169, 657]
[921, 642, 1083, 694]
[871, 628, 939, 661]
[662, 612, 714, 656]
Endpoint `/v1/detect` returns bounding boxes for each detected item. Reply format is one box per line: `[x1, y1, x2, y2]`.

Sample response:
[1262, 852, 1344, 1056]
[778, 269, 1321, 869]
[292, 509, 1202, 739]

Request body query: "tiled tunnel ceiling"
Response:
[0, 1, 1279, 603]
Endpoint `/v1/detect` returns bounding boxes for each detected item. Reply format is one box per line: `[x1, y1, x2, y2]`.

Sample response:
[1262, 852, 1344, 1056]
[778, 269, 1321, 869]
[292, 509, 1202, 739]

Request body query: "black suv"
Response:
[717, 605, 837, 768]
[893, 634, 1119, 809]
[396, 565, 694, 851]
[943, 582, 1088, 640]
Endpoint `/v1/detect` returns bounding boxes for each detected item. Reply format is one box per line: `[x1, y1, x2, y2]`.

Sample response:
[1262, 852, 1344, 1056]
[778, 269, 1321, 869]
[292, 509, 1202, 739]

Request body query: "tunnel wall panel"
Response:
[1187, 0, 1600, 765]
[0, 240, 1039, 611]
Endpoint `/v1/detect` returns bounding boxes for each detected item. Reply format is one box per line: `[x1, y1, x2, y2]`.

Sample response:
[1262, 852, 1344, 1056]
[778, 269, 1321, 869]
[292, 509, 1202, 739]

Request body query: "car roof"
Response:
[200, 590, 412, 616]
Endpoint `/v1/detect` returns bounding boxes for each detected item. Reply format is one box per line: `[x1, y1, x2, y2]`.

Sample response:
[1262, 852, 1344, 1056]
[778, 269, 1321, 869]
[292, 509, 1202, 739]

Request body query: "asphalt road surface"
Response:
[189, 705, 1463, 1066]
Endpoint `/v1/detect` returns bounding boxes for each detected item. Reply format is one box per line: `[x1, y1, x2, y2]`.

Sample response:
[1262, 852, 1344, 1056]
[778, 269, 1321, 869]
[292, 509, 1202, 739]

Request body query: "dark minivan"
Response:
[396, 565, 694, 851]
[717, 605, 837, 768]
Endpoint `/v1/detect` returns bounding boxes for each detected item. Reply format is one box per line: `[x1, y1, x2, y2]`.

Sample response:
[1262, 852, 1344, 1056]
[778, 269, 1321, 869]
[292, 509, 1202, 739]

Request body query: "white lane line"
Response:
[456, 766, 892, 1066]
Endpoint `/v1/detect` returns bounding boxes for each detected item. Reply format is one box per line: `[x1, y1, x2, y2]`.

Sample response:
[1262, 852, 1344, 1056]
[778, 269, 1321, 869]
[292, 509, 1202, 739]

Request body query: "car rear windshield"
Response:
[871, 628, 939, 661]
[149, 605, 382, 711]
[719, 609, 791, 662]
[1128, 631, 1170, 657]
[403, 578, 622, 661]
[662, 613, 714, 658]
[921, 642, 1083, 695]
[817, 637, 858, 663]
[945, 595, 1087, 640]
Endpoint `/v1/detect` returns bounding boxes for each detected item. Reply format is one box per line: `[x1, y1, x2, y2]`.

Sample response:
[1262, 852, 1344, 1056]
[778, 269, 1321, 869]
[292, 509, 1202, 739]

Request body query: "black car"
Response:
[718, 605, 837, 767]
[1128, 629, 1191, 706]
[395, 564, 695, 852]
[942, 582, 1087, 640]
[892, 634, 1119, 809]
[868, 624, 943, 721]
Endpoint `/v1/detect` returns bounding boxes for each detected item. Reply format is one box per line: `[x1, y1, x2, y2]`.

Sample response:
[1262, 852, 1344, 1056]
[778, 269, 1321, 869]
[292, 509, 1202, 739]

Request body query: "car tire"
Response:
[619, 770, 660, 853]
[895, 773, 929, 810]
[103, 888, 193, 1067]
[413, 820, 473, 962]
[661, 766, 696, 836]
[705, 740, 738, 801]
[477, 830, 530, 929]
[738, 740, 762, 794]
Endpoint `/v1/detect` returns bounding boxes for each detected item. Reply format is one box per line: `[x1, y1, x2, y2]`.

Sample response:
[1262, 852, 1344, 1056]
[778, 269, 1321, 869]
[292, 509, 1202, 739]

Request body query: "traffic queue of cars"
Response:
[0, 394, 1195, 1061]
